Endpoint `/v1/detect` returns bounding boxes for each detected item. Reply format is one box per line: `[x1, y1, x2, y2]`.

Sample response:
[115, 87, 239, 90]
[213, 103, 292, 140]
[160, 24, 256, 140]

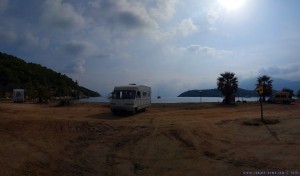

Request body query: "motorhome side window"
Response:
[143, 92, 147, 97]
[136, 91, 141, 98]
[113, 90, 136, 99]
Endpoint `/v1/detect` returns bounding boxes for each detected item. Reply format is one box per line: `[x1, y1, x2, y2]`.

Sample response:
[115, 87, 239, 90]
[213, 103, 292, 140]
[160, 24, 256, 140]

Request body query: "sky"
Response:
[1, 0, 300, 97]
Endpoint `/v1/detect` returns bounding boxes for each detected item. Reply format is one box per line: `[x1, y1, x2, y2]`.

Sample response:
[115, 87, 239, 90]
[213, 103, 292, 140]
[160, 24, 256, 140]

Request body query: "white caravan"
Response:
[13, 89, 24, 103]
[268, 92, 293, 104]
[110, 84, 151, 114]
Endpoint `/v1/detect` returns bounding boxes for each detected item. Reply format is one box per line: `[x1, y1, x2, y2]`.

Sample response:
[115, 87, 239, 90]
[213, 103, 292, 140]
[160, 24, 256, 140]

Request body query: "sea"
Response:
[79, 96, 260, 103]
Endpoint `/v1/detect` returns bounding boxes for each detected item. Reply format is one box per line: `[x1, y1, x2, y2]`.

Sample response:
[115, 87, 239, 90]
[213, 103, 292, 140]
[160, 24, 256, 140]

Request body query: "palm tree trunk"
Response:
[224, 95, 231, 104]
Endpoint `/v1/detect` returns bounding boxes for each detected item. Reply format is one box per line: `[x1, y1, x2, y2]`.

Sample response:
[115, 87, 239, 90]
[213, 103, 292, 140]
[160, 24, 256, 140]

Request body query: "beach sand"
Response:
[0, 101, 299, 175]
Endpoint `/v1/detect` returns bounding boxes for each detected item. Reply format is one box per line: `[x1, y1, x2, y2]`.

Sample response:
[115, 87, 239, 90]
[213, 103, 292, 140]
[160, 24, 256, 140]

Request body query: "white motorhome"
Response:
[13, 89, 24, 103]
[110, 84, 151, 114]
[268, 92, 293, 104]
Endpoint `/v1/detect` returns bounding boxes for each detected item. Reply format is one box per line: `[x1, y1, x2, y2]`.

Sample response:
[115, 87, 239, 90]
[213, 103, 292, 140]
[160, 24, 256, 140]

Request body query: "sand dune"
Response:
[0, 101, 299, 175]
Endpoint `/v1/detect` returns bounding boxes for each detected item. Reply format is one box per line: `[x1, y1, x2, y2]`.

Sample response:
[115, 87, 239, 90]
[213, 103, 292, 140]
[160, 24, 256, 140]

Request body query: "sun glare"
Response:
[218, 0, 246, 11]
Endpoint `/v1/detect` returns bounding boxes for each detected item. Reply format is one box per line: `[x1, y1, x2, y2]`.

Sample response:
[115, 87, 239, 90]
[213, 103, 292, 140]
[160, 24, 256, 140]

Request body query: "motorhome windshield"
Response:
[113, 90, 136, 99]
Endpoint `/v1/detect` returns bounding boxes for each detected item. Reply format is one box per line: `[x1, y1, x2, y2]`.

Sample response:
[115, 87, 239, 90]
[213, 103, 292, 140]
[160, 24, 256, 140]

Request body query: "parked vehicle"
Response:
[268, 92, 292, 104]
[110, 84, 151, 114]
[13, 89, 24, 103]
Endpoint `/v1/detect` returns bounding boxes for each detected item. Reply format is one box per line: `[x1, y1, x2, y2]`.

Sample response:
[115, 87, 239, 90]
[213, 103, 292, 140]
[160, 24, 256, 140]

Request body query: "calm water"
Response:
[79, 96, 259, 103]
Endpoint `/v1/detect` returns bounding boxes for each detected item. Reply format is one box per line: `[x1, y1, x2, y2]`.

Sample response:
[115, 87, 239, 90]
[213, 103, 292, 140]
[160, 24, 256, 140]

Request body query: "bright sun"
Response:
[218, 0, 246, 11]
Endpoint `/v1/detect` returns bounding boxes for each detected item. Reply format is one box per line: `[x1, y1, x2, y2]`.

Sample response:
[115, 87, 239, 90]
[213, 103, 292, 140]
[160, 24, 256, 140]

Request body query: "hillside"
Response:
[0, 52, 100, 99]
[178, 88, 259, 97]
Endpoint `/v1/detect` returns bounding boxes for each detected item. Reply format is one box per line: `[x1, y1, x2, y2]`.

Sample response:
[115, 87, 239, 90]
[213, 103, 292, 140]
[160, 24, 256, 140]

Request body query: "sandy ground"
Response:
[0, 101, 299, 176]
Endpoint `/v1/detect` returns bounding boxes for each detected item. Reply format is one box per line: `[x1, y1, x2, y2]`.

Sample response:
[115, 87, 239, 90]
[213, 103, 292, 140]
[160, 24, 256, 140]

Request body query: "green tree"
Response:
[24, 81, 35, 100]
[36, 86, 52, 103]
[0, 52, 100, 99]
[256, 75, 273, 102]
[217, 72, 238, 104]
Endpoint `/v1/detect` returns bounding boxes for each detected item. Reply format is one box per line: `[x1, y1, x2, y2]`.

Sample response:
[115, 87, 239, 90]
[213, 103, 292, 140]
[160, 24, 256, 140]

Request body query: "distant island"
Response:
[178, 88, 259, 97]
[0, 52, 100, 100]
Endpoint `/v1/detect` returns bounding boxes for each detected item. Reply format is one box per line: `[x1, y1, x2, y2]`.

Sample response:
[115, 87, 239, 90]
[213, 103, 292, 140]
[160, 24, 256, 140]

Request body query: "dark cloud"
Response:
[62, 40, 90, 56]
[1, 0, 299, 97]
[259, 65, 300, 75]
[41, 0, 85, 30]
[115, 11, 145, 28]
[258, 65, 300, 81]
[88, 0, 151, 30]
[0, 28, 17, 44]
[93, 0, 116, 11]
[0, 0, 8, 13]
[0, 27, 48, 51]
[18, 32, 39, 48]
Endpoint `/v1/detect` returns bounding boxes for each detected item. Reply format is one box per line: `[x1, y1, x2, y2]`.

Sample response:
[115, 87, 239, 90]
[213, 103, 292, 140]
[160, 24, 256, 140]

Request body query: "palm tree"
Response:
[256, 75, 273, 102]
[217, 72, 238, 104]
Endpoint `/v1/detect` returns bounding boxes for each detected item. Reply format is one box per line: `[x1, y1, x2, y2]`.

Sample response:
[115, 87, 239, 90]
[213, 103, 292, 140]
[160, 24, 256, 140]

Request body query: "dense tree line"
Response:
[0, 52, 100, 99]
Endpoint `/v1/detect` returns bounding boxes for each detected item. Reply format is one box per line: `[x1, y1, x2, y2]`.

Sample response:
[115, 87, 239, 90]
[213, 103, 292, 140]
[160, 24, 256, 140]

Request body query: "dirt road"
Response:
[0, 101, 299, 175]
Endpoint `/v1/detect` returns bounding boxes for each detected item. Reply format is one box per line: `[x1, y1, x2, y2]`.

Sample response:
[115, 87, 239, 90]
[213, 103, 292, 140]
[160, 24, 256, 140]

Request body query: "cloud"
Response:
[41, 0, 85, 30]
[64, 58, 86, 74]
[83, 0, 190, 50]
[259, 65, 300, 75]
[62, 40, 93, 57]
[0, 27, 48, 50]
[89, 0, 156, 30]
[18, 32, 40, 48]
[0, 0, 8, 13]
[207, 10, 220, 25]
[0, 28, 17, 44]
[156, 18, 198, 42]
[148, 0, 178, 21]
[258, 65, 300, 80]
[176, 18, 198, 36]
[177, 45, 234, 59]
[3, 0, 299, 98]
[90, 26, 112, 43]
[113, 11, 146, 29]
[60, 40, 97, 74]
